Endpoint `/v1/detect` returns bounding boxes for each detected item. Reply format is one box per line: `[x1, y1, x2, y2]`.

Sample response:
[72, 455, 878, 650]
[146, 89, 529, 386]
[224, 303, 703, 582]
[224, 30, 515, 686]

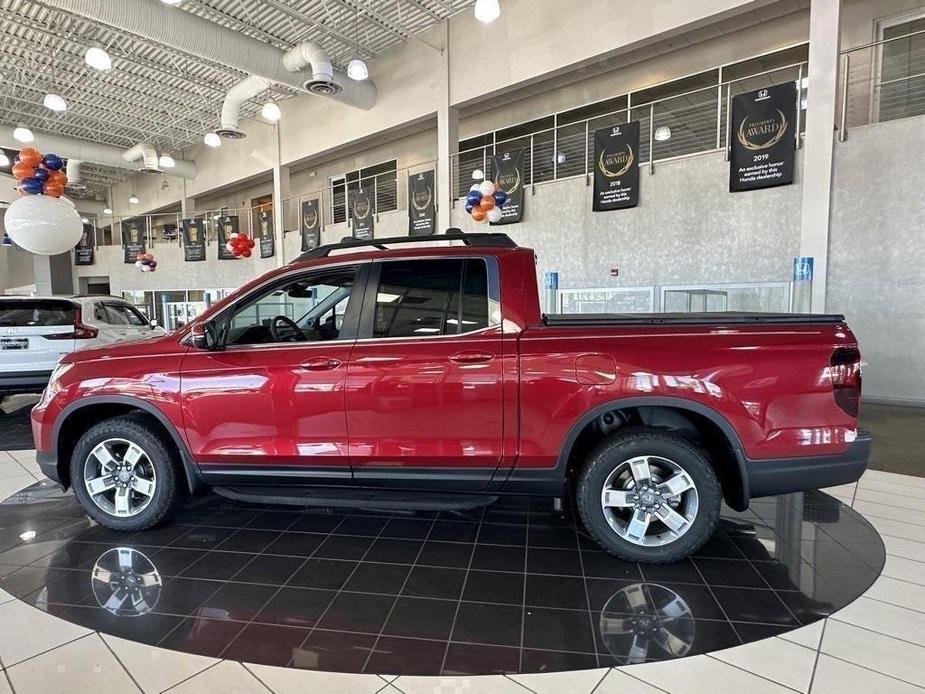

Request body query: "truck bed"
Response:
[543, 312, 846, 327]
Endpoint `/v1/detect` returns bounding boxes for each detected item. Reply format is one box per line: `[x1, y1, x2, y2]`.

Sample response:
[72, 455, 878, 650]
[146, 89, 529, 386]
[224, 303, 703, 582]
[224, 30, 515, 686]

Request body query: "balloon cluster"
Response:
[11, 148, 68, 198]
[135, 253, 158, 273]
[465, 170, 507, 224]
[226, 232, 255, 258]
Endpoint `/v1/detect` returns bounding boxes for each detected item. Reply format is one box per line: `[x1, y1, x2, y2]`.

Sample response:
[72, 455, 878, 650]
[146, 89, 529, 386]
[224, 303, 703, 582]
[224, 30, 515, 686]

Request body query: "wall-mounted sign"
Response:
[257, 211, 274, 258]
[730, 82, 797, 192]
[300, 199, 321, 251]
[217, 215, 239, 260]
[181, 218, 206, 262]
[793, 256, 814, 282]
[408, 170, 436, 236]
[349, 188, 374, 240]
[592, 121, 640, 211]
[74, 223, 94, 266]
[121, 220, 145, 264]
[489, 148, 525, 224]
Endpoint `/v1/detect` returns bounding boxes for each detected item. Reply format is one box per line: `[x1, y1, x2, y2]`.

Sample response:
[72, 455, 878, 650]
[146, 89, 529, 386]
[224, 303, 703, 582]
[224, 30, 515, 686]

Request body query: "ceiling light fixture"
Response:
[84, 44, 112, 71]
[13, 126, 34, 143]
[43, 93, 68, 112]
[103, 207, 113, 214]
[654, 126, 672, 141]
[80, 217, 89, 224]
[0, 152, 9, 168]
[158, 154, 175, 168]
[474, 0, 501, 23]
[160, 0, 183, 5]
[128, 194, 139, 204]
[203, 132, 221, 148]
[261, 101, 281, 122]
[347, 9, 368, 81]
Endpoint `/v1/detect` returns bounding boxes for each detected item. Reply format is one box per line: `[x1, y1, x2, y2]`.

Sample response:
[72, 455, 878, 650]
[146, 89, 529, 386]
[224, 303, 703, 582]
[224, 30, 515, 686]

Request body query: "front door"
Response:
[345, 257, 505, 490]
[180, 264, 363, 485]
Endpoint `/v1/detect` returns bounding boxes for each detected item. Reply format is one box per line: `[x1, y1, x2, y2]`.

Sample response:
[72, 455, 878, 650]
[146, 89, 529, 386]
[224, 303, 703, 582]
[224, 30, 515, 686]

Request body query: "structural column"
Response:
[32, 253, 73, 295]
[272, 125, 291, 266]
[436, 19, 458, 234]
[797, 0, 841, 312]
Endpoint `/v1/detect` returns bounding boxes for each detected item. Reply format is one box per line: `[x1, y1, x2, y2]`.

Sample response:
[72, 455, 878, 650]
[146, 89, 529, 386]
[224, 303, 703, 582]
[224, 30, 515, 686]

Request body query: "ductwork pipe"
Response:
[0, 126, 197, 178]
[121, 143, 160, 173]
[218, 75, 273, 139]
[44, 0, 376, 112]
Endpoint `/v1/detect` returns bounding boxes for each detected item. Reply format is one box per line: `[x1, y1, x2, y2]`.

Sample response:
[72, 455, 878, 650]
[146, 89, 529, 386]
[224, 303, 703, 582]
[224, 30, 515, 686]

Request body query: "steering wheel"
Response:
[270, 315, 307, 343]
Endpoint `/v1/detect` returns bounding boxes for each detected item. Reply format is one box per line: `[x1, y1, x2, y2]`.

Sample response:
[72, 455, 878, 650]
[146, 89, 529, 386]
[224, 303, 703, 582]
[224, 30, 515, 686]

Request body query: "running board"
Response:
[213, 486, 498, 511]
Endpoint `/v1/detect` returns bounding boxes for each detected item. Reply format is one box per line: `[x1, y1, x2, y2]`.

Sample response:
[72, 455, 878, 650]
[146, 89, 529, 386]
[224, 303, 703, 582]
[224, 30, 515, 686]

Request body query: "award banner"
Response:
[181, 218, 206, 262]
[729, 82, 797, 192]
[256, 211, 275, 258]
[300, 199, 321, 251]
[592, 121, 640, 211]
[216, 216, 239, 260]
[408, 170, 436, 236]
[121, 220, 145, 264]
[74, 223, 95, 266]
[489, 148, 525, 224]
[349, 188, 374, 240]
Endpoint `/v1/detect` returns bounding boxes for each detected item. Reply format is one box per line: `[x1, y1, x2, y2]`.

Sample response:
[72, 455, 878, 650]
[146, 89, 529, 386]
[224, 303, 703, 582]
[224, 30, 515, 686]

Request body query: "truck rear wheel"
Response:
[70, 415, 181, 531]
[576, 428, 721, 563]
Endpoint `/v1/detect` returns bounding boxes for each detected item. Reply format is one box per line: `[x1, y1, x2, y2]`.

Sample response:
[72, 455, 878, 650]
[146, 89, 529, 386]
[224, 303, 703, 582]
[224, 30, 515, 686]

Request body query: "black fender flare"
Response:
[53, 395, 204, 494]
[556, 396, 750, 509]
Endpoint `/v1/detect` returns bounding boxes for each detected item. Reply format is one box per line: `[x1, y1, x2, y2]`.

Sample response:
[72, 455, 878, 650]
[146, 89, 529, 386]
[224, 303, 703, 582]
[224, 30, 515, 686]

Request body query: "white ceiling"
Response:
[0, 0, 473, 197]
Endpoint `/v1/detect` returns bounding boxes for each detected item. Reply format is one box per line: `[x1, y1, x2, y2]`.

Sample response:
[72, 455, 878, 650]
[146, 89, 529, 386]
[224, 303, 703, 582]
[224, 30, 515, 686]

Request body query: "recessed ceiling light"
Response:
[347, 58, 368, 81]
[84, 45, 112, 71]
[474, 0, 501, 23]
[13, 126, 34, 142]
[158, 154, 175, 168]
[261, 101, 281, 122]
[43, 93, 68, 112]
[128, 194, 139, 204]
[203, 132, 221, 148]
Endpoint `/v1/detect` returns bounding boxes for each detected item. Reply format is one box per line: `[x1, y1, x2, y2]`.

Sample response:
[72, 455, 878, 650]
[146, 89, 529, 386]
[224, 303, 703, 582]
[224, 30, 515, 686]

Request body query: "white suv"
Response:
[0, 295, 166, 402]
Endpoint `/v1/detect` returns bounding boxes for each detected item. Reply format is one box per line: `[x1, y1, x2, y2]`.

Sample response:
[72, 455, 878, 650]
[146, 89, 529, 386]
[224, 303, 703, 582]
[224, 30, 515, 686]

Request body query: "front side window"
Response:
[372, 259, 491, 339]
[225, 266, 358, 346]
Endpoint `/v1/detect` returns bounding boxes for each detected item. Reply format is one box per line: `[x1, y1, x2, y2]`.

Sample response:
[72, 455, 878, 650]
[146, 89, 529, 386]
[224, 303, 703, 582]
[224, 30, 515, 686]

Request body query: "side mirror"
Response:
[190, 320, 221, 350]
[149, 319, 159, 330]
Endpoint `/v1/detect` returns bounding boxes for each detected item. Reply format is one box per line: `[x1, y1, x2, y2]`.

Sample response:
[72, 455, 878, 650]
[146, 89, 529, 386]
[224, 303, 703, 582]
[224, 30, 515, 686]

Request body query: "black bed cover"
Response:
[543, 312, 846, 327]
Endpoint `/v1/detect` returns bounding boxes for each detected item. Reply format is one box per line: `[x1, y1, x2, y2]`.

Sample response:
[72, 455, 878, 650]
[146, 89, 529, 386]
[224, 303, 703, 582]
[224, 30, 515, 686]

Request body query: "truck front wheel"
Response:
[576, 428, 721, 563]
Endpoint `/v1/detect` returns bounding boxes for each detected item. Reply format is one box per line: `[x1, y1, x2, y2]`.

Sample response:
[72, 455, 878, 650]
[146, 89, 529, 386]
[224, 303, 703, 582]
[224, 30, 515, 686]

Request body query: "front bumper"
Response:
[0, 370, 52, 396]
[744, 431, 872, 500]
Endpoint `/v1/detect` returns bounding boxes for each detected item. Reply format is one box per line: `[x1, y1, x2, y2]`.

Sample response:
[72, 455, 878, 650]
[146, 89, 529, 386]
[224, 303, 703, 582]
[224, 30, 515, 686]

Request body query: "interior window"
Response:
[225, 267, 358, 346]
[373, 259, 490, 338]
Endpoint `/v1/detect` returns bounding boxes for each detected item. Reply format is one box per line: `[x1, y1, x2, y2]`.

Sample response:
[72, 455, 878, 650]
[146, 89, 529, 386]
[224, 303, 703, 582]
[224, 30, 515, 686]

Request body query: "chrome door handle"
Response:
[299, 357, 342, 371]
[449, 351, 494, 364]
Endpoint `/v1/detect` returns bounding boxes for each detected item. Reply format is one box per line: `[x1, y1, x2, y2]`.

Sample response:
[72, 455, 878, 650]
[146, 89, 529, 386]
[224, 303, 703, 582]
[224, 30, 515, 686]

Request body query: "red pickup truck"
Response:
[32, 231, 869, 563]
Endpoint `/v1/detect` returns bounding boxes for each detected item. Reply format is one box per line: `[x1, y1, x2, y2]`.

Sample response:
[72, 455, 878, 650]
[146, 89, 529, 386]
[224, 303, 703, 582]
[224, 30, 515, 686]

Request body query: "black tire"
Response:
[70, 414, 181, 531]
[576, 427, 721, 563]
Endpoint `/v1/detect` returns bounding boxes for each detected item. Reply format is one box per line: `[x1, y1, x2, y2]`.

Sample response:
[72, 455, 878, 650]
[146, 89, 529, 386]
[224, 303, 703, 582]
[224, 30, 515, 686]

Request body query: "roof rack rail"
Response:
[293, 228, 517, 262]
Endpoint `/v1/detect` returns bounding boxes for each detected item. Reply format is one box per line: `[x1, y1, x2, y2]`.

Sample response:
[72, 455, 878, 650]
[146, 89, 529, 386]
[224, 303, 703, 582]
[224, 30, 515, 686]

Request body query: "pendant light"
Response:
[203, 132, 221, 148]
[261, 101, 281, 122]
[0, 151, 9, 168]
[43, 93, 68, 112]
[84, 44, 112, 71]
[347, 9, 368, 81]
[474, 0, 501, 23]
[13, 126, 34, 143]
[129, 194, 140, 205]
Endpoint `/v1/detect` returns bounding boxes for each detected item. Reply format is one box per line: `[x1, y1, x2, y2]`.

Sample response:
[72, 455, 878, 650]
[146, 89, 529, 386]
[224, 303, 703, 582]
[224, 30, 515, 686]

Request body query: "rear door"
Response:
[0, 299, 76, 375]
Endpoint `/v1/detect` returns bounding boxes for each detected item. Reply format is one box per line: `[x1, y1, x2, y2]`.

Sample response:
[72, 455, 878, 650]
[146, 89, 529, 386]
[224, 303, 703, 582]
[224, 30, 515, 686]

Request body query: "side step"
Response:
[213, 486, 498, 512]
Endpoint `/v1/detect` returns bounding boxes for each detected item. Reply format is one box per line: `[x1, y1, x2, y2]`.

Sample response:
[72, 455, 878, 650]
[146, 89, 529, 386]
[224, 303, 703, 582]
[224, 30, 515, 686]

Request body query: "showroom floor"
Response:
[0, 446, 924, 692]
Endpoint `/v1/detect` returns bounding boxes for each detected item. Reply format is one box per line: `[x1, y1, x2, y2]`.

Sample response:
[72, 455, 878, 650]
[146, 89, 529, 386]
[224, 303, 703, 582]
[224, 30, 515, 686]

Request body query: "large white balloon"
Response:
[4, 195, 83, 255]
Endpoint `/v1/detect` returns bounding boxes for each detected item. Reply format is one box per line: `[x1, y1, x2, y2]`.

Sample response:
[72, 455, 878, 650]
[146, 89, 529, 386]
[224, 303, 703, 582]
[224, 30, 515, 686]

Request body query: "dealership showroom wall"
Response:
[0, 0, 925, 692]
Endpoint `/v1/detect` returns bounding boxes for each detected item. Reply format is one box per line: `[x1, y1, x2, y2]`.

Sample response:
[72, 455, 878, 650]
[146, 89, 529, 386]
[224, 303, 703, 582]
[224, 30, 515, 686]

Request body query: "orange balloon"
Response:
[44, 181, 64, 198]
[18, 148, 42, 168]
[471, 207, 487, 222]
[480, 195, 495, 210]
[49, 170, 68, 187]
[12, 162, 33, 180]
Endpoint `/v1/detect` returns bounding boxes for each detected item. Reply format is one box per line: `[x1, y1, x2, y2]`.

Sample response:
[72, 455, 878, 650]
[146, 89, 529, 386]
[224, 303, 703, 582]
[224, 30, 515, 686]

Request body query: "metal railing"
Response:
[450, 61, 809, 199]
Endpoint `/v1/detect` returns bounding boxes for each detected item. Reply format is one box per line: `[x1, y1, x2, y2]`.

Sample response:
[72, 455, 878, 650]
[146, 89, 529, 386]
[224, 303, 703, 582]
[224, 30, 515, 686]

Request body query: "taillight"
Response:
[830, 347, 861, 417]
[44, 307, 99, 340]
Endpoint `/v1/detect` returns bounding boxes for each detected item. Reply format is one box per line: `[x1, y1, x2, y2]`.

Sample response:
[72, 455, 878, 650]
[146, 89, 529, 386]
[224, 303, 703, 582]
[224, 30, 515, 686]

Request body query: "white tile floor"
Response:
[1, 448, 923, 694]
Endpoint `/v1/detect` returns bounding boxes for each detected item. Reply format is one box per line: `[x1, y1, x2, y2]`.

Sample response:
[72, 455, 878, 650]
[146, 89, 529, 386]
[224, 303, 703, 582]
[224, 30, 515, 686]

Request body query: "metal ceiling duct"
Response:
[121, 143, 161, 173]
[43, 0, 378, 133]
[0, 126, 197, 178]
[217, 75, 273, 139]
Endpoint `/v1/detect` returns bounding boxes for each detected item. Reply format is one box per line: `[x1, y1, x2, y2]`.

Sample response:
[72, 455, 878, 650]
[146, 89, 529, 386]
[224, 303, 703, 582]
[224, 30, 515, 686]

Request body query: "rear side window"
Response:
[101, 303, 147, 326]
[372, 259, 489, 338]
[0, 300, 74, 327]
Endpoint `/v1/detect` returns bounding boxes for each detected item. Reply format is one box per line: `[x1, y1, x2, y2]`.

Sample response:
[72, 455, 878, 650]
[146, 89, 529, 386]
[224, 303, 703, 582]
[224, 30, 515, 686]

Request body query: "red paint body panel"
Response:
[32, 245, 862, 494]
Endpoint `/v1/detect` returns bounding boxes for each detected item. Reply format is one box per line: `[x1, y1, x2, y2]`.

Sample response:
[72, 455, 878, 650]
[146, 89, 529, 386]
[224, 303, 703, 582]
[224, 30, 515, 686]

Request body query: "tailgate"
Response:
[0, 299, 77, 373]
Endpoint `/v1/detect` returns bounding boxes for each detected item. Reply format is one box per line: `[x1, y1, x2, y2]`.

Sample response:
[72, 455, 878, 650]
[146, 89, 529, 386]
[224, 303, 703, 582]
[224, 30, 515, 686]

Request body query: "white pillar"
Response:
[436, 20, 458, 234]
[273, 125, 291, 266]
[798, 0, 841, 312]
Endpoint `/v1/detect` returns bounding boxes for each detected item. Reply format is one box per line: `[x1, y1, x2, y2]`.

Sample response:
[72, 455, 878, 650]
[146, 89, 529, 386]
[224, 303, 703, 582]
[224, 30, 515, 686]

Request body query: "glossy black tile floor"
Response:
[0, 482, 884, 676]
[0, 396, 37, 450]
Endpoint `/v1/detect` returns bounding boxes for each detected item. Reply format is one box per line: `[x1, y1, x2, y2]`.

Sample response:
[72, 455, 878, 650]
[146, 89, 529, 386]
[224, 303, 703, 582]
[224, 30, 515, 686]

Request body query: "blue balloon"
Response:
[466, 190, 482, 206]
[464, 202, 474, 213]
[33, 168, 50, 183]
[43, 154, 63, 171]
[493, 189, 507, 208]
[20, 177, 44, 194]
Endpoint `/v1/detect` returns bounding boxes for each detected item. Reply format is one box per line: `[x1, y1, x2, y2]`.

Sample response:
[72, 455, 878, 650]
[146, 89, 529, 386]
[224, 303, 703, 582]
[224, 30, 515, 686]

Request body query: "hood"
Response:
[65, 331, 185, 364]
